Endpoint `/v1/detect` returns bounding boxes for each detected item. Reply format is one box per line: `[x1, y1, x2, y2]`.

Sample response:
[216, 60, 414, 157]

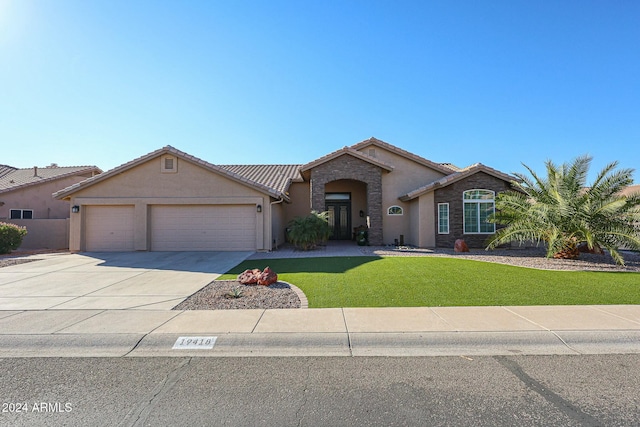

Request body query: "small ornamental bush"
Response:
[0, 222, 28, 254]
[287, 211, 330, 251]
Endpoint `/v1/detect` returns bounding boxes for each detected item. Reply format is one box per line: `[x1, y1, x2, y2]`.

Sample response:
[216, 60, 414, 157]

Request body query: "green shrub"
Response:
[0, 222, 28, 254]
[287, 211, 330, 250]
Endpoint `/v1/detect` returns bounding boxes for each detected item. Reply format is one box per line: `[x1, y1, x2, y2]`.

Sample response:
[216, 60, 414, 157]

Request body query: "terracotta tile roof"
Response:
[440, 163, 462, 172]
[155, 147, 296, 200]
[219, 164, 303, 194]
[350, 137, 455, 175]
[53, 146, 294, 201]
[0, 165, 102, 193]
[399, 163, 517, 201]
[0, 165, 17, 179]
[300, 146, 394, 173]
[51, 140, 518, 204]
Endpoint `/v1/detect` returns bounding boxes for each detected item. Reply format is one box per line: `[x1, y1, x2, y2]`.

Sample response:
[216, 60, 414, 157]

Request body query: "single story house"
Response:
[53, 138, 516, 252]
[0, 164, 102, 249]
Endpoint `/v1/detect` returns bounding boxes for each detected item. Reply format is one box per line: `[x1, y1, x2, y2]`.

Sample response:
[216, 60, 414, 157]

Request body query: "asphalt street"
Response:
[1, 355, 639, 426]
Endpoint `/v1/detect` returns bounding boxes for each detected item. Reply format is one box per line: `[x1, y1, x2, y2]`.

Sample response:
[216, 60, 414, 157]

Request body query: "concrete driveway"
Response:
[0, 251, 252, 310]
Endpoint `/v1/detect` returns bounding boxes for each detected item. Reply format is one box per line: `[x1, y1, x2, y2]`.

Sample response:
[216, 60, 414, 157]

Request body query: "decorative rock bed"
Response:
[173, 280, 304, 310]
[0, 258, 40, 268]
[361, 246, 640, 272]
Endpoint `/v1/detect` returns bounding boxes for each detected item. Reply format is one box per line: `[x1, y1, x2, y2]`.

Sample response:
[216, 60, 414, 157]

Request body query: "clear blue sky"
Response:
[1, 0, 639, 182]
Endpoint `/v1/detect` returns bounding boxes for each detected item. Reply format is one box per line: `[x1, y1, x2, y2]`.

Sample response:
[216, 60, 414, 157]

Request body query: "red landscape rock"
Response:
[454, 239, 469, 253]
[257, 266, 278, 286]
[237, 268, 261, 285]
[237, 267, 278, 286]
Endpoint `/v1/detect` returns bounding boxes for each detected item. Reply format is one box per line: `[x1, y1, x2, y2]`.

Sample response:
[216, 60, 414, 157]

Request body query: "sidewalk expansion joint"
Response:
[82, 270, 150, 297]
[250, 309, 267, 333]
[591, 305, 640, 326]
[51, 309, 107, 334]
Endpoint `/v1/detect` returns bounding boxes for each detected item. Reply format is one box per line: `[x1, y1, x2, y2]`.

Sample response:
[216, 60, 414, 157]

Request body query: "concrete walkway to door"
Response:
[0, 251, 253, 310]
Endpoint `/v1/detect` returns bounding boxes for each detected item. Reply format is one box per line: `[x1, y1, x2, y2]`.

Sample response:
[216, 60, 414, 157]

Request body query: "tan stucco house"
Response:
[53, 138, 515, 252]
[0, 164, 102, 249]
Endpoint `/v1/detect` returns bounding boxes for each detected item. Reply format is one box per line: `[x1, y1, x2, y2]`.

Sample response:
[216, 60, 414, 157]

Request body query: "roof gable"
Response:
[300, 146, 394, 175]
[400, 163, 516, 201]
[53, 146, 291, 201]
[351, 137, 455, 175]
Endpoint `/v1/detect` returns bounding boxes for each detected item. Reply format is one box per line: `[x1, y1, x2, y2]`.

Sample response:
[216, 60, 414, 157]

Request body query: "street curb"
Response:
[3, 330, 640, 358]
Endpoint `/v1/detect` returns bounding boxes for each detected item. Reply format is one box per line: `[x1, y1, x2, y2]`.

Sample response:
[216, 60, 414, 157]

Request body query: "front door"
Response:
[327, 202, 351, 240]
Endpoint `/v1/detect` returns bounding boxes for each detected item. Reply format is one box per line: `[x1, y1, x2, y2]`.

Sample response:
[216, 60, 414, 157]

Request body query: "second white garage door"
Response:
[150, 205, 257, 251]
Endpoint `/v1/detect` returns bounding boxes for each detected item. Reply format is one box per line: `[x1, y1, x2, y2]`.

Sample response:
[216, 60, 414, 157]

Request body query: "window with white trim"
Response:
[10, 209, 33, 219]
[438, 203, 449, 234]
[463, 190, 495, 233]
[387, 206, 403, 215]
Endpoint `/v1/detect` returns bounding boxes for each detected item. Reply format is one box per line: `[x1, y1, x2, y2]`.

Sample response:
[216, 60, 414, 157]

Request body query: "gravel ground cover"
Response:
[362, 246, 640, 272]
[0, 258, 40, 268]
[0, 249, 68, 269]
[174, 280, 302, 310]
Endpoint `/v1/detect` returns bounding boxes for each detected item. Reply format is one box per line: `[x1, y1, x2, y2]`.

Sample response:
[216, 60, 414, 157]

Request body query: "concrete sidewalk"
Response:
[1, 305, 639, 358]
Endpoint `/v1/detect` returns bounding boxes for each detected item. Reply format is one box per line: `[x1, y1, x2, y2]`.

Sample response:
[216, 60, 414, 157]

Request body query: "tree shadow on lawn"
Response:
[223, 256, 383, 275]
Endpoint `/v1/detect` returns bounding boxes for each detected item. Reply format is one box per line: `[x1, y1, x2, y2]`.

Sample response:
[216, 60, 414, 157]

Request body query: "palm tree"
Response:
[287, 211, 330, 251]
[486, 155, 640, 265]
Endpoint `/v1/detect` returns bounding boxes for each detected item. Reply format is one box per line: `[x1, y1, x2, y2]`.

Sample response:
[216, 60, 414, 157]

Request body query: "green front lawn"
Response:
[220, 256, 640, 308]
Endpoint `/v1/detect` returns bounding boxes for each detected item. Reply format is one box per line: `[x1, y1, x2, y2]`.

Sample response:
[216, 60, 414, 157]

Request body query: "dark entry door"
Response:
[327, 202, 351, 240]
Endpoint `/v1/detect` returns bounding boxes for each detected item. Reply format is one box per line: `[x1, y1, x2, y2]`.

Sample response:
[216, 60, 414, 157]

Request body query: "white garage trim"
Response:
[84, 205, 135, 251]
[150, 205, 257, 251]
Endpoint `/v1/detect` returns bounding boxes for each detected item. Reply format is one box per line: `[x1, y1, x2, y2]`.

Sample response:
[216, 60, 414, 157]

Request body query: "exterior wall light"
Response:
[72, 205, 80, 213]
[257, 205, 262, 213]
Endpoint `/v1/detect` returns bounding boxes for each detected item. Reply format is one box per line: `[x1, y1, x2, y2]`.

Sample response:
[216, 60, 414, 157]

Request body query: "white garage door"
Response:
[150, 205, 256, 251]
[85, 206, 135, 251]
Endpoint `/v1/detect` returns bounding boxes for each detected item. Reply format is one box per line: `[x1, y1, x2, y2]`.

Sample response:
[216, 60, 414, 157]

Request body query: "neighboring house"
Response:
[622, 184, 640, 234]
[53, 138, 516, 252]
[621, 184, 640, 198]
[0, 164, 102, 249]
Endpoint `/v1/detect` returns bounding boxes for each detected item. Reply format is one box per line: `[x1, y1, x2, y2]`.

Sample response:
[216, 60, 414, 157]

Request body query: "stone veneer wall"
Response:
[434, 172, 512, 248]
[309, 155, 384, 245]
